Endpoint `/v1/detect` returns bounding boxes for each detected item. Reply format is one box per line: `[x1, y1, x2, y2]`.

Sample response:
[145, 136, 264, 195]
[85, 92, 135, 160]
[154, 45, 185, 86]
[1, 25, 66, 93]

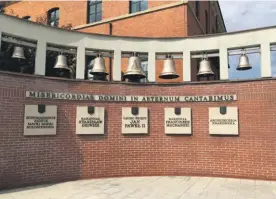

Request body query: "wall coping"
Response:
[2, 13, 276, 40]
[1, 70, 275, 86]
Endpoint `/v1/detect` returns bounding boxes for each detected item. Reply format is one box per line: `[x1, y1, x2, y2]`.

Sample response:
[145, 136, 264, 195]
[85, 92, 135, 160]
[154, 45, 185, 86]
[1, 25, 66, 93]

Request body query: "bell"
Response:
[123, 53, 146, 81]
[54, 54, 70, 71]
[12, 46, 26, 60]
[197, 57, 214, 77]
[90, 54, 108, 76]
[159, 55, 179, 79]
[237, 52, 252, 70]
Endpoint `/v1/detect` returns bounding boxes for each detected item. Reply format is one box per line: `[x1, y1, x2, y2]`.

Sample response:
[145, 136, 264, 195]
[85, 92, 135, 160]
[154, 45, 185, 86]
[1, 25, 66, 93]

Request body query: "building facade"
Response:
[0, 9, 276, 189]
[2, 0, 226, 83]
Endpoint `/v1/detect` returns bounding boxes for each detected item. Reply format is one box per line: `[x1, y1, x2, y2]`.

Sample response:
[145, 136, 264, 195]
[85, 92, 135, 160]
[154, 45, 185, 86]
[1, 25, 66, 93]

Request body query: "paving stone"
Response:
[1, 176, 276, 199]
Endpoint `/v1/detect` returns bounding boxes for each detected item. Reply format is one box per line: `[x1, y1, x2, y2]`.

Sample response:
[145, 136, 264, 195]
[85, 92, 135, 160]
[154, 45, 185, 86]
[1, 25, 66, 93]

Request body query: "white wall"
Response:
[0, 14, 274, 82]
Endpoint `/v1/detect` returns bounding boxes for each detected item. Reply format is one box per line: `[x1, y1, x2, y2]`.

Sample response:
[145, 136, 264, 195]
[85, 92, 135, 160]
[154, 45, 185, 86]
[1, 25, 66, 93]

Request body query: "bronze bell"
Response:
[12, 46, 26, 60]
[123, 53, 146, 81]
[54, 54, 70, 71]
[90, 54, 108, 76]
[237, 51, 252, 70]
[159, 54, 179, 79]
[197, 57, 214, 77]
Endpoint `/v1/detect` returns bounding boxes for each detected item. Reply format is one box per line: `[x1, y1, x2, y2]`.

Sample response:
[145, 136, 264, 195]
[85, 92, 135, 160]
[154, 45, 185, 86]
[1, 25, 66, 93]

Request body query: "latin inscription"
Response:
[26, 91, 237, 103]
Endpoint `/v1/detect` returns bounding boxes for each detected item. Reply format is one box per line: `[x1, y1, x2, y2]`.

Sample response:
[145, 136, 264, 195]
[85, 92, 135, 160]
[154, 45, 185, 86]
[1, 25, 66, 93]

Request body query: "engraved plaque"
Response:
[76, 106, 105, 135]
[165, 108, 192, 134]
[24, 105, 57, 136]
[209, 107, 239, 135]
[122, 107, 148, 134]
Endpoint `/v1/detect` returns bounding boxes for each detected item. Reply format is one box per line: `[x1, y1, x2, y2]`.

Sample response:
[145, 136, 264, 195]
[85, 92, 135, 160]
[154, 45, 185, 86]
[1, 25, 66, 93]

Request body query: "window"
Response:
[140, 60, 148, 82]
[48, 8, 59, 27]
[195, 0, 200, 19]
[130, 0, 148, 14]
[205, 10, 209, 34]
[87, 0, 102, 23]
[22, 16, 30, 20]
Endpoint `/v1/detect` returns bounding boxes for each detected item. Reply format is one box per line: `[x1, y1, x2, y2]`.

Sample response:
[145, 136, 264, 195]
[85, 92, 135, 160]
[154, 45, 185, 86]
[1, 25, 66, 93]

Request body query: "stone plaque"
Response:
[76, 106, 105, 135]
[209, 107, 239, 135]
[24, 105, 57, 136]
[122, 107, 148, 134]
[164, 108, 192, 135]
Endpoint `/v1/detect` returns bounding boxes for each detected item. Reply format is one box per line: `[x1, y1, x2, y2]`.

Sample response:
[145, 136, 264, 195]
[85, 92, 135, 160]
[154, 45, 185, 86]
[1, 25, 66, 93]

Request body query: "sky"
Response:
[219, 1, 276, 79]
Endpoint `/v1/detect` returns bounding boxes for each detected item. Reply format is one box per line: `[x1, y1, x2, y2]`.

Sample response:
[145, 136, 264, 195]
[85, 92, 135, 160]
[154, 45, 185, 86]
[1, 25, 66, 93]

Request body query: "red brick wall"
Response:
[79, 5, 187, 38]
[4, 1, 181, 29]
[1, 71, 276, 189]
[4, 1, 87, 27]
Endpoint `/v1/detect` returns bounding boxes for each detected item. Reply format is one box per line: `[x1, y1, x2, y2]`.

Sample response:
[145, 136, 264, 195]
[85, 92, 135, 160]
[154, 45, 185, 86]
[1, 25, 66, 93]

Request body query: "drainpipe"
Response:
[109, 23, 113, 81]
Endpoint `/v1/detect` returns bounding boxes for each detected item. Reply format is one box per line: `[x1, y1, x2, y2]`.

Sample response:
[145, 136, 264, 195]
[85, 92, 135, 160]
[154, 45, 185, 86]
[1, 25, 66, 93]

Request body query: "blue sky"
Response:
[219, 1, 276, 79]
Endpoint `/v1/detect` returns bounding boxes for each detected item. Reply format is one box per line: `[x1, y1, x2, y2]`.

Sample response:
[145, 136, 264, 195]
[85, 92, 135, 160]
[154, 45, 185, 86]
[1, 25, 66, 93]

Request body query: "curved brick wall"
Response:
[1, 71, 276, 189]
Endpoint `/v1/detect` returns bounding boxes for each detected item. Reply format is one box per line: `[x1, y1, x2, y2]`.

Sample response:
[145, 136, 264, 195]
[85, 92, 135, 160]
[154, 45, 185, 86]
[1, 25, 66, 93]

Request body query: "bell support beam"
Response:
[113, 50, 122, 81]
[219, 47, 229, 80]
[261, 43, 272, 78]
[76, 42, 85, 79]
[35, 40, 47, 76]
[183, 51, 191, 82]
[147, 51, 156, 82]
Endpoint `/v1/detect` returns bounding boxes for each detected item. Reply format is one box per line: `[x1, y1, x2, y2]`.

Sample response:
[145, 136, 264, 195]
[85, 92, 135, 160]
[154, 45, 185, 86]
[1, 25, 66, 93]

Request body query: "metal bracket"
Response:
[38, 104, 46, 114]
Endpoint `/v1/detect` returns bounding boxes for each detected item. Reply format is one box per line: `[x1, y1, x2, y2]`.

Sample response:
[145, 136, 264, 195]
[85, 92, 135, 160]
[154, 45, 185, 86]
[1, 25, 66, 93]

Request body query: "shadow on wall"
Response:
[0, 99, 82, 190]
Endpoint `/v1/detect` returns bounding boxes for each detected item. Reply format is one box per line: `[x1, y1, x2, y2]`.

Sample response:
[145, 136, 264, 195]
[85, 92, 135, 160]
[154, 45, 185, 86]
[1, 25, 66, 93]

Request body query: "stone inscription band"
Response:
[26, 91, 237, 102]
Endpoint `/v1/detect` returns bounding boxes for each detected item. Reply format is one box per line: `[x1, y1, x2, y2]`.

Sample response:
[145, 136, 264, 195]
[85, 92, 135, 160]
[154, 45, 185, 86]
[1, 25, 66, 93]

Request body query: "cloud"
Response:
[219, 1, 276, 79]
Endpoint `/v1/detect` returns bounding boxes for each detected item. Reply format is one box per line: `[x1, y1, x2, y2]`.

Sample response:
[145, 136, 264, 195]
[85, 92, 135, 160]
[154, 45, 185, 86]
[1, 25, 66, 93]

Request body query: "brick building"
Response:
[2, 5, 276, 190]
[2, 1, 226, 82]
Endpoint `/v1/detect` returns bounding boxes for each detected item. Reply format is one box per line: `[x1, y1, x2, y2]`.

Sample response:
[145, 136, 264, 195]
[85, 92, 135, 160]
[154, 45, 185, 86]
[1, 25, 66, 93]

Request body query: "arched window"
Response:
[47, 8, 59, 27]
[87, 0, 102, 23]
[130, 0, 148, 14]
[195, 0, 200, 19]
[205, 10, 209, 34]
[22, 16, 31, 20]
